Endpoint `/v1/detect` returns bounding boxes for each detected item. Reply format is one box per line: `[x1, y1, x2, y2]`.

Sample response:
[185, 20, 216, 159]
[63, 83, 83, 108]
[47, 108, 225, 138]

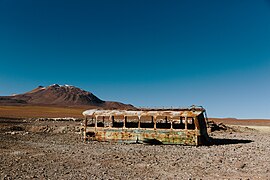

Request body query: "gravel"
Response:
[0, 119, 269, 179]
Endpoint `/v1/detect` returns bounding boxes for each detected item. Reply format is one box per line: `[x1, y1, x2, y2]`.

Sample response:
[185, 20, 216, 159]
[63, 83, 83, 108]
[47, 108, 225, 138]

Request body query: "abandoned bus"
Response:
[82, 107, 211, 146]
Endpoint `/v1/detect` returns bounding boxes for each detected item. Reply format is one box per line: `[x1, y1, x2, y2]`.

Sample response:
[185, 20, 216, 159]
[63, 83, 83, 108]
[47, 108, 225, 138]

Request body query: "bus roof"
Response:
[82, 108, 205, 118]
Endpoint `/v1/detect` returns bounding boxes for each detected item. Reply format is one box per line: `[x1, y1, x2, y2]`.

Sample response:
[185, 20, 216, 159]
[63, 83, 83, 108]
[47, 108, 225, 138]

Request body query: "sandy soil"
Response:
[0, 105, 87, 118]
[0, 118, 270, 179]
[210, 118, 270, 126]
[233, 125, 270, 133]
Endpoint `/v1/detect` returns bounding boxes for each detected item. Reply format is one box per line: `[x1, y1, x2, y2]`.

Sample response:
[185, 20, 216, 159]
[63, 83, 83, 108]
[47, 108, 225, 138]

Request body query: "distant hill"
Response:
[0, 84, 135, 110]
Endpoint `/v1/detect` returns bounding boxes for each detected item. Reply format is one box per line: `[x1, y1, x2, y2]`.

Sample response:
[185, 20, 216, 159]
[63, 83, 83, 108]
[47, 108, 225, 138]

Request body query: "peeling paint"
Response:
[82, 107, 211, 145]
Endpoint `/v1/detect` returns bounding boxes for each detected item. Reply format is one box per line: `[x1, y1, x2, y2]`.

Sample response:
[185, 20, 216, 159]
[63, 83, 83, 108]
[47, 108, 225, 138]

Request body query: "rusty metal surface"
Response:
[85, 127, 198, 145]
[82, 108, 205, 118]
[82, 107, 210, 146]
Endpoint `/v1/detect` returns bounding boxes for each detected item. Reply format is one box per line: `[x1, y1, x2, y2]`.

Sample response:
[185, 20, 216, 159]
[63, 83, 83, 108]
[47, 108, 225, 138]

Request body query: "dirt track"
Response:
[0, 119, 270, 179]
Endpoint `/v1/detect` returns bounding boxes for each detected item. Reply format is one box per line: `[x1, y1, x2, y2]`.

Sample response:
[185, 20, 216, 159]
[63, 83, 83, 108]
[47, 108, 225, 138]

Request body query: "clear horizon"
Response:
[1, 0, 270, 119]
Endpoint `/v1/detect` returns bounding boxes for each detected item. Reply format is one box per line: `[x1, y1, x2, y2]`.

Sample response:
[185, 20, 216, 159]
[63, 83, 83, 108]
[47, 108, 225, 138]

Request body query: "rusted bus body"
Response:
[82, 107, 211, 145]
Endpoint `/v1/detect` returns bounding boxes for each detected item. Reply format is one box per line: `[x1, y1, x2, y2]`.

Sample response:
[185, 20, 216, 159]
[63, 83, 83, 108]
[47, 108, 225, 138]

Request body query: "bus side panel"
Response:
[138, 129, 197, 145]
[88, 127, 198, 145]
[95, 128, 138, 143]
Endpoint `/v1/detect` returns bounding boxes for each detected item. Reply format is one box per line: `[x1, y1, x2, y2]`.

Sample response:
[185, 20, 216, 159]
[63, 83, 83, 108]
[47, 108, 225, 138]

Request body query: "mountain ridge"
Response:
[0, 84, 135, 110]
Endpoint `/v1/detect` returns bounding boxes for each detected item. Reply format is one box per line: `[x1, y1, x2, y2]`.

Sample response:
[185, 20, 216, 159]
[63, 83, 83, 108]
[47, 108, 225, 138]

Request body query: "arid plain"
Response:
[1, 105, 270, 179]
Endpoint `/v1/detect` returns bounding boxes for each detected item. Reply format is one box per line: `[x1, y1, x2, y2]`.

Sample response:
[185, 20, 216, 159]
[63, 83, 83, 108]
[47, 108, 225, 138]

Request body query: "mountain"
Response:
[0, 84, 135, 109]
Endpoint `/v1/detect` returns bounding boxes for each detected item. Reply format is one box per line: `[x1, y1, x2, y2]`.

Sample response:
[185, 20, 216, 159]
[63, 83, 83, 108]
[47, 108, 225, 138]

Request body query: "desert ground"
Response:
[0, 105, 87, 118]
[0, 107, 270, 179]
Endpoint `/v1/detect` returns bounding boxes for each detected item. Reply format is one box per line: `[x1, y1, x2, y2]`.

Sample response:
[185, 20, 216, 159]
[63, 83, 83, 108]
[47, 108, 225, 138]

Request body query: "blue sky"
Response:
[0, 0, 270, 118]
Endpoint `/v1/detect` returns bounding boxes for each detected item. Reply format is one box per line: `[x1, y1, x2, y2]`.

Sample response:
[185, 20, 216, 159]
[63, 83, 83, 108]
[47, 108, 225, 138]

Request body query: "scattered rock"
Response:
[0, 118, 269, 179]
